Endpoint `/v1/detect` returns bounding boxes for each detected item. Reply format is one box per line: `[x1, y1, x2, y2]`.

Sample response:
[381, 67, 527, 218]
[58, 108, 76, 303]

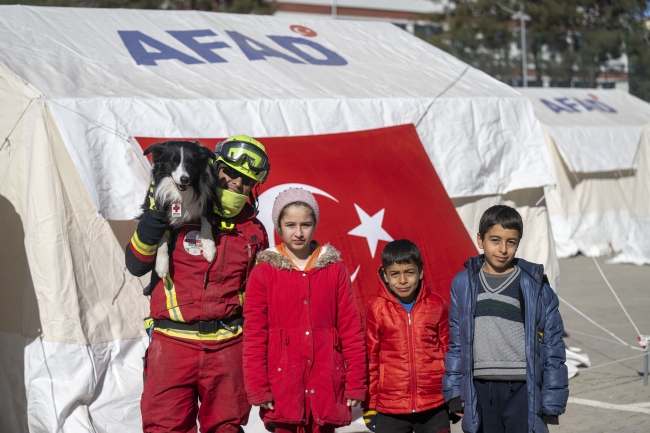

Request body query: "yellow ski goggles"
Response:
[215, 139, 270, 184]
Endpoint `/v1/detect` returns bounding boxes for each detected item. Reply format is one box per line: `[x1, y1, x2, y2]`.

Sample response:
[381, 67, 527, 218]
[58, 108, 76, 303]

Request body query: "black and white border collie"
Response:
[141, 140, 217, 278]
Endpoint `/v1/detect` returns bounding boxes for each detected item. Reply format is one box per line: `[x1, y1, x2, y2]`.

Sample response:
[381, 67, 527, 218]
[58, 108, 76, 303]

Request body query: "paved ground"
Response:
[338, 256, 650, 433]
[548, 255, 650, 432]
[450, 255, 650, 433]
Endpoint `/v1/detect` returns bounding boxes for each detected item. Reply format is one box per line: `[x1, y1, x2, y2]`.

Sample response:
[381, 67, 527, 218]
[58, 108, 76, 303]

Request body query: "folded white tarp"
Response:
[520, 88, 650, 258]
[0, 6, 558, 432]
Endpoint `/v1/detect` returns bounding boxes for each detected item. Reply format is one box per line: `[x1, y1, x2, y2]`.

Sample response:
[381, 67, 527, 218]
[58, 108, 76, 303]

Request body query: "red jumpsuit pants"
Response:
[141, 335, 250, 433]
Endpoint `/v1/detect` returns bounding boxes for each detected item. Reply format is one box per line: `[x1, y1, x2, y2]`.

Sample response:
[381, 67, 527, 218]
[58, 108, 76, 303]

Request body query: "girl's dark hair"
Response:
[478, 205, 523, 240]
[278, 201, 316, 226]
[381, 239, 423, 271]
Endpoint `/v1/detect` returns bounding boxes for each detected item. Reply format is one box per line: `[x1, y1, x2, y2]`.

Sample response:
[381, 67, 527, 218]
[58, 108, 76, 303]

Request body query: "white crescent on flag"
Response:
[257, 183, 339, 248]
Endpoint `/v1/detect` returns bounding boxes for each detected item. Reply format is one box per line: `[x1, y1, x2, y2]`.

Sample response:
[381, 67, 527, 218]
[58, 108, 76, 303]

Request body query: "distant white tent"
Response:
[519, 88, 650, 260]
[611, 122, 650, 265]
[0, 6, 558, 432]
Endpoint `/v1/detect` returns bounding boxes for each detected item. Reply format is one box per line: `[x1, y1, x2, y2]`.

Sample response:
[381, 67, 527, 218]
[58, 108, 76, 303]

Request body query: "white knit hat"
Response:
[271, 188, 320, 230]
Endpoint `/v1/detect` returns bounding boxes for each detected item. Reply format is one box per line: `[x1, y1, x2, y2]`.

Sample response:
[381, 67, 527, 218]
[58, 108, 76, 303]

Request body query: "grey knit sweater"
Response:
[472, 266, 526, 381]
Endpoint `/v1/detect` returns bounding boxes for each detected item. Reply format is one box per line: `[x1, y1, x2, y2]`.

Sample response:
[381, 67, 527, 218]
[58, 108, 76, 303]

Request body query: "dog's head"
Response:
[144, 140, 215, 203]
[144, 141, 215, 214]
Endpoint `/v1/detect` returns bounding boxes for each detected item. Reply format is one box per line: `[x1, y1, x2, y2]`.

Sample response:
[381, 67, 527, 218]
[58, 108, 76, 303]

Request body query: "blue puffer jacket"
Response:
[442, 255, 568, 433]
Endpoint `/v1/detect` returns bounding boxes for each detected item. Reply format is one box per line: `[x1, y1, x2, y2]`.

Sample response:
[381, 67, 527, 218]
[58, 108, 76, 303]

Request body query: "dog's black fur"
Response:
[139, 140, 218, 281]
[140, 140, 217, 225]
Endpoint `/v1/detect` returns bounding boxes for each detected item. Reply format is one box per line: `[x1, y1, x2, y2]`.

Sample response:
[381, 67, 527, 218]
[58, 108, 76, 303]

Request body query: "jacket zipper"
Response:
[406, 308, 417, 413]
[203, 257, 216, 290]
[531, 275, 544, 433]
[203, 234, 221, 290]
[467, 263, 476, 420]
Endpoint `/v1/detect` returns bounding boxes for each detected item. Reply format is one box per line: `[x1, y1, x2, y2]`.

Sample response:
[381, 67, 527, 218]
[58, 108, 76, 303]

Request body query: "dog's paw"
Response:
[202, 238, 216, 263]
[156, 243, 169, 279]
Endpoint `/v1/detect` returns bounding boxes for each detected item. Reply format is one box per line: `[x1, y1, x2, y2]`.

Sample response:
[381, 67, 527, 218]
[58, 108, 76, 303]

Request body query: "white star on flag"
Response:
[348, 204, 394, 258]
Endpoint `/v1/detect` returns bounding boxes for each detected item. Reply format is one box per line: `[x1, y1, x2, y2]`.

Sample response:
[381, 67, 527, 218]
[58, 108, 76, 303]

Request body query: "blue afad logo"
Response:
[539, 97, 617, 114]
[118, 30, 347, 66]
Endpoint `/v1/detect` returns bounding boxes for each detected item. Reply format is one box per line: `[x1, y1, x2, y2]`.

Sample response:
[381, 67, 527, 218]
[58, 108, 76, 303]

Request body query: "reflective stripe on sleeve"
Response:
[130, 231, 158, 256]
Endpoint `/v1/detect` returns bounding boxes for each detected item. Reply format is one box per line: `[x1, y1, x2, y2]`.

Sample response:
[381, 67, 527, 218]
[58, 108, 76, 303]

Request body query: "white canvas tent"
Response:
[0, 6, 558, 431]
[519, 88, 650, 260]
[611, 122, 650, 265]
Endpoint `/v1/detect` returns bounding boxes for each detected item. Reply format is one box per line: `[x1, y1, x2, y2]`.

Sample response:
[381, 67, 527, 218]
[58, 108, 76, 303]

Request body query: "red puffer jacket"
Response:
[243, 244, 367, 427]
[365, 270, 449, 414]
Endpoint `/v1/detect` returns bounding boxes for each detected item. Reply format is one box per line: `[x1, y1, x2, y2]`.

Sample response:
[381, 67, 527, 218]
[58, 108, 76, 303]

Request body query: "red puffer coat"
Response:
[365, 270, 449, 414]
[243, 244, 367, 427]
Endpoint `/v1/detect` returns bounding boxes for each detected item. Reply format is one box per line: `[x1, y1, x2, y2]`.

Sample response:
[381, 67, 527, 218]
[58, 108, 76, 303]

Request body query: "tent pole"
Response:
[643, 347, 648, 386]
[521, 15, 527, 87]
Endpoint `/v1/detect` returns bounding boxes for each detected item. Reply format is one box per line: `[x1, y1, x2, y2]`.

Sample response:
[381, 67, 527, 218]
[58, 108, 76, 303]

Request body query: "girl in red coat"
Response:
[243, 187, 367, 433]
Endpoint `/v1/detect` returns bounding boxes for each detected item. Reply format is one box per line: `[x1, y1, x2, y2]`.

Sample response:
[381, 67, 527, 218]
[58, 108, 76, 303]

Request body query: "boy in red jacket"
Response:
[364, 239, 450, 433]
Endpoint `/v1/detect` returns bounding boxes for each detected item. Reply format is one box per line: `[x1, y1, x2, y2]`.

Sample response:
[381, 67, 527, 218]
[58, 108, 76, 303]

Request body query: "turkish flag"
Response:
[136, 124, 476, 314]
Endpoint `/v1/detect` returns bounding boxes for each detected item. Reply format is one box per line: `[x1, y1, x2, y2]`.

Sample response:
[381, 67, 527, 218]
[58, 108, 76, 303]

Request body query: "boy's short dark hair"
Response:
[381, 239, 423, 271]
[479, 205, 523, 240]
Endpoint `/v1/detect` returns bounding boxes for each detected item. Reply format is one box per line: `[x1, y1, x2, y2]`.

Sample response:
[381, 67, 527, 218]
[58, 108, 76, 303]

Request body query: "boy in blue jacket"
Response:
[442, 205, 568, 433]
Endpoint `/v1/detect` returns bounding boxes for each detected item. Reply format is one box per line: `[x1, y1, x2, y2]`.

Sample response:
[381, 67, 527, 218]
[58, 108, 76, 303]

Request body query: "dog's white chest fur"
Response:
[152, 173, 216, 278]
[153, 178, 206, 226]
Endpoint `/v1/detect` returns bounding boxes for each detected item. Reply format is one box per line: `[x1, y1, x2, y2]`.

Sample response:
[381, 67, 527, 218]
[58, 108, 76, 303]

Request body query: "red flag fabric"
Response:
[136, 124, 477, 314]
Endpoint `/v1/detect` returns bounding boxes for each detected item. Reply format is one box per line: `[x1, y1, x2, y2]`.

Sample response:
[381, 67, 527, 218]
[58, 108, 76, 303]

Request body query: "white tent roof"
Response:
[0, 6, 554, 220]
[520, 88, 650, 258]
[519, 88, 650, 173]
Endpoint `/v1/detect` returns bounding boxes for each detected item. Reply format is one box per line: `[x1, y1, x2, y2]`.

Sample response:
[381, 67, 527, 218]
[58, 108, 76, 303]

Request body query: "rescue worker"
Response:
[125, 135, 271, 433]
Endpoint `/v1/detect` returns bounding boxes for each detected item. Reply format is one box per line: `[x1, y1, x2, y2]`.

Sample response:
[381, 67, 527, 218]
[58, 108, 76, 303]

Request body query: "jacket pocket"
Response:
[332, 346, 347, 404]
[267, 329, 289, 372]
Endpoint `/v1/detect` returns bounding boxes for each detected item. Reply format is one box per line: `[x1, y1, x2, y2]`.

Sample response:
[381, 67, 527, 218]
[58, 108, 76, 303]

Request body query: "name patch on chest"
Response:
[183, 230, 203, 256]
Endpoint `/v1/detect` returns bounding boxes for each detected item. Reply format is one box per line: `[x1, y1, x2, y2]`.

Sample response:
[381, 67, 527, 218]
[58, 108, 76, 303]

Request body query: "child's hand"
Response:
[453, 401, 464, 418]
[257, 401, 274, 411]
[347, 399, 361, 407]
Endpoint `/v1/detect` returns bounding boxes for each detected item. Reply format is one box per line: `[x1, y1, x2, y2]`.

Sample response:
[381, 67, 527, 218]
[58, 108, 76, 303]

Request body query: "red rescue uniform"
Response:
[126, 204, 268, 433]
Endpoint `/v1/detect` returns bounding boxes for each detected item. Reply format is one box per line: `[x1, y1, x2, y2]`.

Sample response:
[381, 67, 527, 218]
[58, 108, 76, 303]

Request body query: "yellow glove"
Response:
[363, 409, 377, 432]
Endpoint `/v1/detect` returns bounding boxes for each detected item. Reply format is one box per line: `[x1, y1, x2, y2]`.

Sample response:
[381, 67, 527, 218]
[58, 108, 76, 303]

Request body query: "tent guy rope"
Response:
[570, 352, 647, 373]
[0, 96, 39, 152]
[561, 259, 649, 385]
[558, 296, 643, 351]
[590, 256, 642, 337]
[45, 98, 130, 141]
[415, 65, 471, 128]
[564, 328, 633, 346]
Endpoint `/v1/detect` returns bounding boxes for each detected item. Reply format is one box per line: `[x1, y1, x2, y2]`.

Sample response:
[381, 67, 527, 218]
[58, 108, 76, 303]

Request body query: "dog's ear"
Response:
[143, 142, 166, 157]
[198, 144, 216, 162]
